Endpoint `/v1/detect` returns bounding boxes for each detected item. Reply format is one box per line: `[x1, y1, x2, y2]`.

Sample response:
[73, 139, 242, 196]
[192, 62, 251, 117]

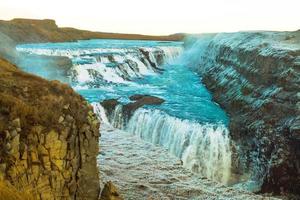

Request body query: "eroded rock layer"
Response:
[184, 32, 300, 194]
[0, 57, 100, 199]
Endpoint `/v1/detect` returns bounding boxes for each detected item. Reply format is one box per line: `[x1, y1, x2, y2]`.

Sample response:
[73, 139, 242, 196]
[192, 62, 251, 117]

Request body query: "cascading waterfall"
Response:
[17, 43, 183, 88]
[91, 102, 110, 125]
[18, 39, 233, 186]
[125, 108, 231, 184]
[110, 105, 124, 129]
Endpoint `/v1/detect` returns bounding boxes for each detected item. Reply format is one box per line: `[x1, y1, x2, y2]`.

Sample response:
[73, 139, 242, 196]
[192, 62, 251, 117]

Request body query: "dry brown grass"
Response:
[0, 57, 90, 133]
[0, 57, 93, 199]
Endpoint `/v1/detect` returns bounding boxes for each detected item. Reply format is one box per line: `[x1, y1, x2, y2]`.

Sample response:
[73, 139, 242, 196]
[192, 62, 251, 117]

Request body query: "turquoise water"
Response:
[78, 64, 227, 123]
[17, 39, 228, 124]
[17, 39, 232, 183]
[18, 39, 181, 49]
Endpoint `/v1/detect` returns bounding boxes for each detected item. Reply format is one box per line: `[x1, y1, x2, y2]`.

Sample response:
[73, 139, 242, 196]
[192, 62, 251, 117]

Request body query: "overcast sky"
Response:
[0, 0, 299, 35]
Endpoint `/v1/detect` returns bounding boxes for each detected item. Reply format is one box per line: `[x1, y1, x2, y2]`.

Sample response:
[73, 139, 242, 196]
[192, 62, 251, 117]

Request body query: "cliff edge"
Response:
[186, 31, 300, 195]
[0, 57, 100, 199]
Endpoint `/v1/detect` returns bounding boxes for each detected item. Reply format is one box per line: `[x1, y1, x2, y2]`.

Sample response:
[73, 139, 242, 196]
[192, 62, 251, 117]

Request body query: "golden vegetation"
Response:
[0, 57, 90, 133]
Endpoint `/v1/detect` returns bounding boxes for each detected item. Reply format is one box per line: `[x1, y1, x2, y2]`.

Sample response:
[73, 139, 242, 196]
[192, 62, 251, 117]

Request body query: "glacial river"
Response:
[17, 39, 231, 184]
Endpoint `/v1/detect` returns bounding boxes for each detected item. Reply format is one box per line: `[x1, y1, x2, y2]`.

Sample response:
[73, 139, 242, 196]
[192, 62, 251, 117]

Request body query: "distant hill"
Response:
[0, 18, 185, 65]
[0, 18, 185, 44]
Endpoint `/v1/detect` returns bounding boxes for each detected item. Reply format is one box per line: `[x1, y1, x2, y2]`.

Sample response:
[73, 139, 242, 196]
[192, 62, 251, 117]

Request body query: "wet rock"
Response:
[188, 32, 300, 195]
[139, 48, 164, 72]
[100, 181, 123, 200]
[123, 94, 165, 118]
[101, 99, 120, 114]
[101, 95, 165, 123]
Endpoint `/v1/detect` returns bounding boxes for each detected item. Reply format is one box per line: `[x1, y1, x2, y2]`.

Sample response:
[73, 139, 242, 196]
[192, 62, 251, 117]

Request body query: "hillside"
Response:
[0, 18, 184, 44]
[0, 57, 100, 199]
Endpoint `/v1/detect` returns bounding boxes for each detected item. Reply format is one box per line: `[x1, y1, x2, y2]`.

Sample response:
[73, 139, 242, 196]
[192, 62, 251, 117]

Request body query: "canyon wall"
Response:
[0, 18, 183, 200]
[0, 57, 100, 199]
[184, 32, 300, 194]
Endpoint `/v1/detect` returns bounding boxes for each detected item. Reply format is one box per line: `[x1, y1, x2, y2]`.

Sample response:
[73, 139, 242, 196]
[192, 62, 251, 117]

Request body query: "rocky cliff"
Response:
[0, 57, 100, 199]
[185, 31, 300, 195]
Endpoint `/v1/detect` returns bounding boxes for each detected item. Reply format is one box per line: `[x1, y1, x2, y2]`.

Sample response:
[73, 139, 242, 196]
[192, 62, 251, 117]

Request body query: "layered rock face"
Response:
[184, 32, 300, 194]
[0, 58, 100, 199]
[100, 95, 165, 128]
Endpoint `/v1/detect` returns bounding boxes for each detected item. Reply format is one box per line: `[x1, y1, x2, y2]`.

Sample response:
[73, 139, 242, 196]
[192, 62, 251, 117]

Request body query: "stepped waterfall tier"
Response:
[182, 32, 300, 195]
[15, 34, 298, 198]
[126, 109, 231, 184]
[17, 40, 183, 87]
[17, 39, 233, 185]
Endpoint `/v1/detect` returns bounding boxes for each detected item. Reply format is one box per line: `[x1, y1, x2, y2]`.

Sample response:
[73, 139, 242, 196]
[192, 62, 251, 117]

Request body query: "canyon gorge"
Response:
[0, 19, 299, 200]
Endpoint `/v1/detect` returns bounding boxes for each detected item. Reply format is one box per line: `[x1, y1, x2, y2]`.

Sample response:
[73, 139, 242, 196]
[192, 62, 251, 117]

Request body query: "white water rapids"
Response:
[93, 103, 232, 184]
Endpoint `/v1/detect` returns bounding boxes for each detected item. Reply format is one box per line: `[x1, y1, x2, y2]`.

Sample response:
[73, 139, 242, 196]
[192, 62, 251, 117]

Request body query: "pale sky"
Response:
[0, 0, 299, 35]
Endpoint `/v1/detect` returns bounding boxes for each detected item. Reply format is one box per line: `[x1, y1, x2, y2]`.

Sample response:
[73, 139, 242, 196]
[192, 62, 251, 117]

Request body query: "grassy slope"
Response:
[0, 57, 90, 135]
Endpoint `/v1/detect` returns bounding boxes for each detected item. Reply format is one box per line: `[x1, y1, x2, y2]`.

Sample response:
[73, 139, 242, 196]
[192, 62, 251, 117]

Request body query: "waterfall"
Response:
[126, 108, 232, 184]
[110, 105, 124, 129]
[92, 102, 110, 125]
[92, 104, 232, 184]
[17, 45, 183, 88]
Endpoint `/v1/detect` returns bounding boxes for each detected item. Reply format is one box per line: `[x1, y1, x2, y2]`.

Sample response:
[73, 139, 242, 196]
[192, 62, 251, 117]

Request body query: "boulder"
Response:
[124, 94, 165, 118]
[101, 99, 120, 115]
[100, 95, 165, 122]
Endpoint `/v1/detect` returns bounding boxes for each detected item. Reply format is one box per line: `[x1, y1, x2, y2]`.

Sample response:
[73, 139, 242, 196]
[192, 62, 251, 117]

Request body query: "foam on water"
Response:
[125, 108, 231, 184]
[17, 39, 233, 185]
[17, 42, 183, 87]
[92, 102, 110, 125]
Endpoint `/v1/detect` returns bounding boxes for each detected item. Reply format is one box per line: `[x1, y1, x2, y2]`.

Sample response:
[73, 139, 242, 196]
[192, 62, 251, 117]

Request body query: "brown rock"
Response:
[123, 94, 165, 118]
[100, 181, 123, 200]
[0, 58, 100, 200]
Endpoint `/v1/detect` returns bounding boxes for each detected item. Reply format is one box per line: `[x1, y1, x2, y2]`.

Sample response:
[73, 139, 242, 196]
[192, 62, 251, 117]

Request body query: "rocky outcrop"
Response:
[139, 49, 164, 72]
[186, 32, 300, 194]
[0, 57, 100, 199]
[101, 95, 165, 124]
[100, 99, 120, 117]
[124, 95, 165, 118]
[100, 182, 123, 200]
